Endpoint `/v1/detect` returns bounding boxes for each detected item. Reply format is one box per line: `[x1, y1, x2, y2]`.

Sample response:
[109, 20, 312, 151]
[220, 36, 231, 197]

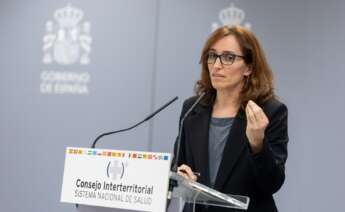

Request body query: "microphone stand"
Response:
[167, 93, 205, 212]
[91, 96, 178, 149]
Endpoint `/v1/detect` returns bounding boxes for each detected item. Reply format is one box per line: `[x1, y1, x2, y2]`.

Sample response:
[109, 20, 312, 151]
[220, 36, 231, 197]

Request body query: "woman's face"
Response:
[207, 35, 251, 92]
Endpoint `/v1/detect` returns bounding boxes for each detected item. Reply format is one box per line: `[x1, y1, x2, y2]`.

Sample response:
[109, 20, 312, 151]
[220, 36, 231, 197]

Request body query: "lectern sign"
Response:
[61, 147, 171, 212]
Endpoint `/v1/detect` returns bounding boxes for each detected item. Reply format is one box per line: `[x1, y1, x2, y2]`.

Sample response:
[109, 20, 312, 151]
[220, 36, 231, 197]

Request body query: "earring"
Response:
[244, 76, 250, 87]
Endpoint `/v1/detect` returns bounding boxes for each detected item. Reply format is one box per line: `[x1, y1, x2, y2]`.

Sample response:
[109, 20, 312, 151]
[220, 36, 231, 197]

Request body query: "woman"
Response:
[174, 25, 288, 212]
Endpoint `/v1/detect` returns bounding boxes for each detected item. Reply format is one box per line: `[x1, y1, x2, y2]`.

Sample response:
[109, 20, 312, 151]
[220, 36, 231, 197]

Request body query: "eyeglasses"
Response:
[206, 52, 245, 65]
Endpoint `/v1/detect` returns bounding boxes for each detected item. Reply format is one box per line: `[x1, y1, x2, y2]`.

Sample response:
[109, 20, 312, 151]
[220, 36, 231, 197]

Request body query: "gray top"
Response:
[208, 117, 235, 186]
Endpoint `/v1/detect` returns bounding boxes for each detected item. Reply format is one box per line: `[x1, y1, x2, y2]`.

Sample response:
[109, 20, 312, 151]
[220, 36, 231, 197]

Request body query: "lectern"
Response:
[61, 147, 249, 212]
[169, 172, 249, 211]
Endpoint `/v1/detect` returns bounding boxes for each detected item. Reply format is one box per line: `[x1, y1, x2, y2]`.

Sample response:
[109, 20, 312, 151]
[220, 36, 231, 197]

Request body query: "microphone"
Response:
[166, 93, 205, 210]
[91, 96, 178, 148]
[172, 93, 205, 172]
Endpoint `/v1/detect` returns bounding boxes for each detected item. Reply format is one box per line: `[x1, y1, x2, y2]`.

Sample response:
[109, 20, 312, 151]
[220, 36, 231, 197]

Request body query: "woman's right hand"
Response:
[177, 164, 198, 181]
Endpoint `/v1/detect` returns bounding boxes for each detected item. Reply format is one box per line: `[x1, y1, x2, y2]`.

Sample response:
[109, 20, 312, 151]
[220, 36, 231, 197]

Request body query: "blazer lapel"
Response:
[185, 104, 212, 186]
[214, 109, 247, 190]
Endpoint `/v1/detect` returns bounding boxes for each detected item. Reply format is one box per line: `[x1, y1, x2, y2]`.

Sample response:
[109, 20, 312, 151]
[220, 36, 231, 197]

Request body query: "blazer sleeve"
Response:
[251, 101, 289, 195]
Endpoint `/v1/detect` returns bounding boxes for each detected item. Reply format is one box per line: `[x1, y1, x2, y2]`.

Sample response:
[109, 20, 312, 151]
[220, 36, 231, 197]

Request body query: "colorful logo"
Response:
[67, 148, 169, 161]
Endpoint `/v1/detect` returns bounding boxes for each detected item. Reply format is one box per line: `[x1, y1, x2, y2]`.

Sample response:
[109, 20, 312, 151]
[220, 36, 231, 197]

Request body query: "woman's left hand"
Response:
[245, 100, 269, 154]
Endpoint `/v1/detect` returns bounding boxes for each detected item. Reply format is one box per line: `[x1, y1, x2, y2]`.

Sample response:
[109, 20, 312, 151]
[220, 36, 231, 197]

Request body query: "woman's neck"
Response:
[212, 89, 241, 118]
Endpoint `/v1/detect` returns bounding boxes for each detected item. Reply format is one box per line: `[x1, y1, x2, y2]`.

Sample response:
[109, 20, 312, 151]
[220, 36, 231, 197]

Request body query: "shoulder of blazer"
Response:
[181, 96, 210, 117]
[261, 98, 288, 120]
[182, 96, 199, 111]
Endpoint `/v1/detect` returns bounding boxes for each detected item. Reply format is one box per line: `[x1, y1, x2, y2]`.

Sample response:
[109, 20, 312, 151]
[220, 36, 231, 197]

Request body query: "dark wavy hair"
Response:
[195, 25, 275, 106]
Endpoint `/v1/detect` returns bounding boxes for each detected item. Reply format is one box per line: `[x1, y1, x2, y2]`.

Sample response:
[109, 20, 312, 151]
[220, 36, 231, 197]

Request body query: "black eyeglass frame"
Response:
[206, 52, 245, 66]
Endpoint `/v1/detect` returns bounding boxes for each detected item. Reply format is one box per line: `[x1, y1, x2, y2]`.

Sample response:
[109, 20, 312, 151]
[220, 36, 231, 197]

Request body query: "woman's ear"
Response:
[244, 66, 252, 77]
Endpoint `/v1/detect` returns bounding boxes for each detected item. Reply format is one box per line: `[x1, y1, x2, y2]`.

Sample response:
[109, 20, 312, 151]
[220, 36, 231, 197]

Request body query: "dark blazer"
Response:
[174, 96, 289, 212]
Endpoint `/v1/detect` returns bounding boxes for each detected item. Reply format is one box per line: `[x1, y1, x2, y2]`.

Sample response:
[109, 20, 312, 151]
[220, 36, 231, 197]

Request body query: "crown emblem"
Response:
[219, 3, 245, 26]
[212, 3, 251, 31]
[42, 3, 92, 65]
[54, 4, 83, 28]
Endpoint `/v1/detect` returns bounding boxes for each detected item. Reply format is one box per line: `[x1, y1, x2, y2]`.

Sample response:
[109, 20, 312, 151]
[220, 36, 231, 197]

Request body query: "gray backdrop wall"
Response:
[1, 0, 344, 212]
